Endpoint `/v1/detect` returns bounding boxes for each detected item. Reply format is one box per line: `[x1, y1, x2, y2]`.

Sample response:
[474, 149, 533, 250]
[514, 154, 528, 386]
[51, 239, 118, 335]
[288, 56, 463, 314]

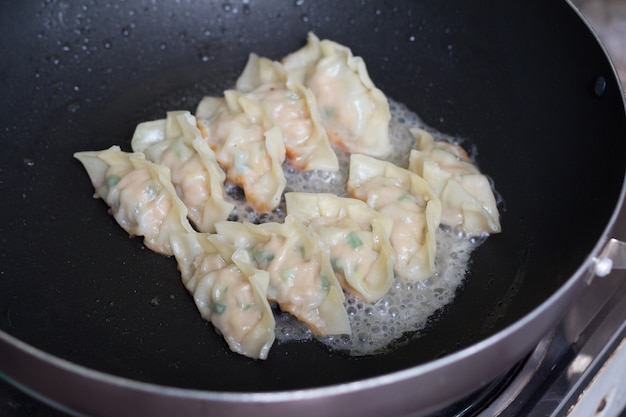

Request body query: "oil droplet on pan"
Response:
[66, 100, 81, 113]
[594, 76, 606, 97]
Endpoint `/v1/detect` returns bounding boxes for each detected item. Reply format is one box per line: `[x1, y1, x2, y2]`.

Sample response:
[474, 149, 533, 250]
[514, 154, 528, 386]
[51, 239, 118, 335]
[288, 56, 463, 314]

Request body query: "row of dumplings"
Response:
[191, 32, 391, 212]
[74, 34, 501, 359]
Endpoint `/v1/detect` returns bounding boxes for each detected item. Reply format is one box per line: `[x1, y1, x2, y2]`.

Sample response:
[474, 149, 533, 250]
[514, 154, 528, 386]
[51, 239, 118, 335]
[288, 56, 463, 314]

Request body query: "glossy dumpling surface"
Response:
[169, 232, 275, 359]
[194, 251, 276, 360]
[282, 32, 391, 157]
[196, 91, 286, 212]
[131, 111, 234, 233]
[409, 128, 501, 236]
[347, 154, 441, 282]
[285, 192, 395, 302]
[210, 217, 350, 336]
[74, 146, 193, 255]
[236, 53, 339, 172]
[76, 148, 275, 359]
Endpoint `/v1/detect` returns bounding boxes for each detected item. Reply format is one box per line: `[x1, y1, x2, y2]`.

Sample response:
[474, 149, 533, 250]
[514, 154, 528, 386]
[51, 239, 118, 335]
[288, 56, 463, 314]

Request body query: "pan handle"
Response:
[592, 238, 626, 277]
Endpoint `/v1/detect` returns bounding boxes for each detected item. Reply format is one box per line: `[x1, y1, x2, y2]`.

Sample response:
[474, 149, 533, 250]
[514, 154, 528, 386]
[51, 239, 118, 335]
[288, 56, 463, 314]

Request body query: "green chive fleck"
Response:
[331, 257, 341, 272]
[397, 193, 415, 202]
[253, 249, 275, 264]
[347, 232, 363, 250]
[321, 275, 330, 291]
[106, 175, 120, 188]
[213, 302, 227, 315]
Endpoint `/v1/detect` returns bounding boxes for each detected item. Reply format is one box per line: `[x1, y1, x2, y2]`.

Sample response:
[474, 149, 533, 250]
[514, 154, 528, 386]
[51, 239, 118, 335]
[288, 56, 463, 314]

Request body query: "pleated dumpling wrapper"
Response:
[285, 192, 395, 302]
[282, 32, 391, 157]
[408, 128, 501, 236]
[75, 147, 275, 359]
[196, 90, 286, 212]
[208, 216, 350, 336]
[74, 146, 193, 255]
[347, 154, 442, 282]
[235, 53, 339, 172]
[131, 110, 234, 233]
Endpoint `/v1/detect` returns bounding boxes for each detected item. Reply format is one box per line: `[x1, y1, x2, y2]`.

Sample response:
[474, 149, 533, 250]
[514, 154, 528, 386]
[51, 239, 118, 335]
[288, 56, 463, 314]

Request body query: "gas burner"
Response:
[426, 264, 626, 417]
[489, 268, 626, 417]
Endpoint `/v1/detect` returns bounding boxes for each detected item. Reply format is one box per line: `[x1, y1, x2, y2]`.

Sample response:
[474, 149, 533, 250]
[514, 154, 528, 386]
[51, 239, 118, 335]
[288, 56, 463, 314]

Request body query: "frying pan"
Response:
[1, 0, 625, 416]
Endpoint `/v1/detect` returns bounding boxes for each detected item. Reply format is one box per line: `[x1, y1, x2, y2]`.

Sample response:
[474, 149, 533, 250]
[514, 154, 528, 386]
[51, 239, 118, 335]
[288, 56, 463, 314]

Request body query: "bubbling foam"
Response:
[225, 98, 489, 356]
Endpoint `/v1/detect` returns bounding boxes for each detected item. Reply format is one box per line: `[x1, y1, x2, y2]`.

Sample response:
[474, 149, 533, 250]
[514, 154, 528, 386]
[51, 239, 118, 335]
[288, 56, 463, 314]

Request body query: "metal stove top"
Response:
[481, 267, 626, 417]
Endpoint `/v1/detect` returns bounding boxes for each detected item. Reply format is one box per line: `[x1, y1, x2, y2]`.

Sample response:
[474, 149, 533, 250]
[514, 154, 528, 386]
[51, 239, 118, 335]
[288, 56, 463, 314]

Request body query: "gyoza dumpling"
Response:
[75, 148, 275, 359]
[235, 53, 339, 171]
[282, 32, 391, 157]
[169, 232, 275, 359]
[131, 111, 234, 233]
[169, 231, 228, 293]
[347, 154, 442, 282]
[74, 146, 193, 255]
[285, 192, 395, 302]
[193, 249, 275, 360]
[408, 128, 501, 236]
[236, 53, 287, 92]
[209, 217, 350, 336]
[196, 90, 286, 212]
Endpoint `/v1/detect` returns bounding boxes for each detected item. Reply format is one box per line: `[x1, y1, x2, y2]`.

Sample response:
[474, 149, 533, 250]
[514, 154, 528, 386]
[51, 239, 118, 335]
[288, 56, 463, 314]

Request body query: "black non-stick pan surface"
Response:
[1, 0, 625, 415]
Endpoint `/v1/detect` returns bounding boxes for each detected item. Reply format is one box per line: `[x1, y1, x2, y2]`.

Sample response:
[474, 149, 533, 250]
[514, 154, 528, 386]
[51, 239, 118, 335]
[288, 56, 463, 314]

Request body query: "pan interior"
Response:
[1, 0, 625, 391]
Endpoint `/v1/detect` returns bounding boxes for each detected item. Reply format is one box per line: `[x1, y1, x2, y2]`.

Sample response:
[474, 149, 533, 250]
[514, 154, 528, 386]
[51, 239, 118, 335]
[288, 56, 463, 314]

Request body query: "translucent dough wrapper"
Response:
[209, 217, 350, 336]
[282, 32, 391, 157]
[169, 231, 228, 293]
[131, 110, 234, 233]
[347, 154, 442, 281]
[169, 232, 275, 359]
[235, 53, 339, 171]
[75, 148, 275, 359]
[196, 91, 286, 212]
[285, 192, 395, 302]
[408, 128, 501, 236]
[236, 53, 287, 92]
[193, 252, 275, 360]
[74, 146, 193, 255]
